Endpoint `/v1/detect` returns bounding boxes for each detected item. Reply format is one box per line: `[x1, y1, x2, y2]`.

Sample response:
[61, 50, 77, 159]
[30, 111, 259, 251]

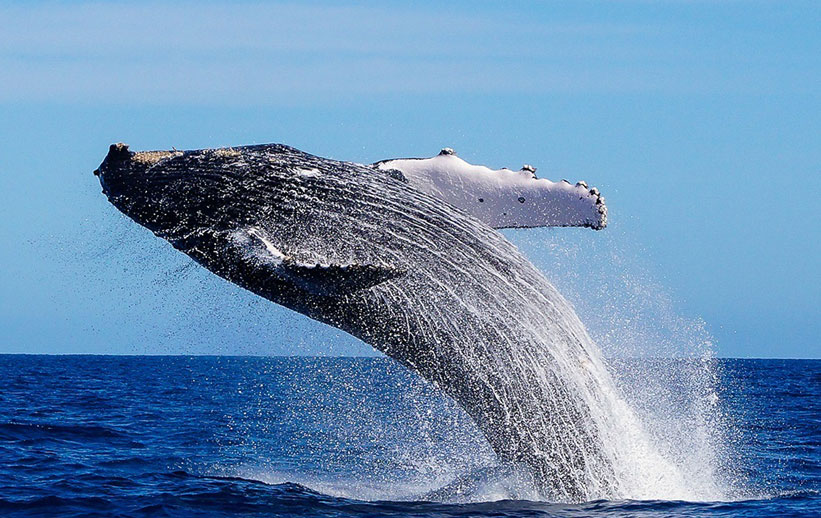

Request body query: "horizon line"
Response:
[0, 353, 817, 361]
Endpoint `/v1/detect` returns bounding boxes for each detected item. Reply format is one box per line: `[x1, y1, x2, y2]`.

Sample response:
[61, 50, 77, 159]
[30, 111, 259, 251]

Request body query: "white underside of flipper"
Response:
[375, 149, 607, 230]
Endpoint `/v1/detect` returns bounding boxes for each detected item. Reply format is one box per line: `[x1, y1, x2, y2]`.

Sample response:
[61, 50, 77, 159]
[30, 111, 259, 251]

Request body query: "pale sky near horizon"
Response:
[0, 1, 818, 358]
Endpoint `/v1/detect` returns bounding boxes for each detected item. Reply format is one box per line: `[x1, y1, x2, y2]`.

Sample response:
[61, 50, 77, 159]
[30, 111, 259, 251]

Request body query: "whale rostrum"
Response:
[96, 143, 675, 502]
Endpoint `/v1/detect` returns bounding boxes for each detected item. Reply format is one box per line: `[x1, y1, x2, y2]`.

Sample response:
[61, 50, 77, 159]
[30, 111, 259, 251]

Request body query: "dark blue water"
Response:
[0, 356, 817, 517]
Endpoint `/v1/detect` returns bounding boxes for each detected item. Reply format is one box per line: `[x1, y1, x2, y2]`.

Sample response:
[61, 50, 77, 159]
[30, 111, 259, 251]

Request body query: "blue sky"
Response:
[0, 1, 818, 358]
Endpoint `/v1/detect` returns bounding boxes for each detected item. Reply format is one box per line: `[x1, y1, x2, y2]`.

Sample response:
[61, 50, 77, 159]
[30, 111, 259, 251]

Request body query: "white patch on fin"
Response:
[375, 150, 607, 230]
[246, 227, 286, 265]
[231, 227, 404, 296]
[296, 167, 321, 178]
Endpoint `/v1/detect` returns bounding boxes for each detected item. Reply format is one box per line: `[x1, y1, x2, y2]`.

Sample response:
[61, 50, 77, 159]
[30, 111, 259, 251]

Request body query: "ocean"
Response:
[0, 355, 817, 517]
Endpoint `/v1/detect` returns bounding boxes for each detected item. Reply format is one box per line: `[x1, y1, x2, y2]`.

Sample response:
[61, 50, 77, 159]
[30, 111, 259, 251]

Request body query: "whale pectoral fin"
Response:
[279, 261, 405, 296]
[375, 151, 608, 230]
[229, 227, 404, 296]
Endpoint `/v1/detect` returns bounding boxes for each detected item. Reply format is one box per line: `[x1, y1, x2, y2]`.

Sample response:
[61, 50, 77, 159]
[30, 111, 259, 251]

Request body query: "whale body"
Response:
[95, 142, 627, 501]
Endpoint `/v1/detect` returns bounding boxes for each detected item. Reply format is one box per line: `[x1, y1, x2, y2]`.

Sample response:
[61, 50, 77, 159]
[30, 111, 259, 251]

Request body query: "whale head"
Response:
[95, 143, 406, 301]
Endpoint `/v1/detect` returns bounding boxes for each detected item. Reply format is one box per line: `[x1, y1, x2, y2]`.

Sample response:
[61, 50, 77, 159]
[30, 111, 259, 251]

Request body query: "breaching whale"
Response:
[95, 142, 645, 501]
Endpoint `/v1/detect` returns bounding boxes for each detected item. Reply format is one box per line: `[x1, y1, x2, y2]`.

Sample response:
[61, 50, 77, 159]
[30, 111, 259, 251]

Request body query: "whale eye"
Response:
[518, 196, 526, 203]
[478, 198, 484, 203]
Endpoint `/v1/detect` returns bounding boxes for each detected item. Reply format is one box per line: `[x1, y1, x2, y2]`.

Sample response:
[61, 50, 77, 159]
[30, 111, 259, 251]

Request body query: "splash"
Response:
[512, 228, 736, 500]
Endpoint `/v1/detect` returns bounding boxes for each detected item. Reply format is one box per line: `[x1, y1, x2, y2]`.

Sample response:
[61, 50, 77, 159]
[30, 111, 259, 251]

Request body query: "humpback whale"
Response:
[94, 143, 671, 502]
